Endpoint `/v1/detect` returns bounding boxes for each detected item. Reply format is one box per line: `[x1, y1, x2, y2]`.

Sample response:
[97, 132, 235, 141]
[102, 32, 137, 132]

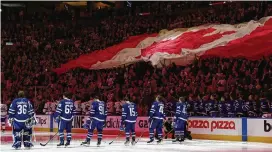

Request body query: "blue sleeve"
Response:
[149, 102, 156, 118]
[55, 101, 63, 118]
[104, 102, 107, 120]
[135, 104, 138, 118]
[121, 105, 126, 122]
[90, 102, 95, 116]
[28, 101, 35, 117]
[8, 100, 16, 118]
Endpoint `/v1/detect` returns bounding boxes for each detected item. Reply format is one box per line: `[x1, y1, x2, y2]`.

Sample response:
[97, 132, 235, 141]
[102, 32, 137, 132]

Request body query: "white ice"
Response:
[1, 138, 272, 152]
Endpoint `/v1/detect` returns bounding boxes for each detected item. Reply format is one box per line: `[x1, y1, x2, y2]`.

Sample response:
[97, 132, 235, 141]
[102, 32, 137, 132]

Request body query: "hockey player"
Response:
[186, 96, 194, 116]
[148, 95, 166, 144]
[121, 97, 138, 146]
[243, 95, 256, 117]
[173, 97, 188, 142]
[54, 92, 75, 147]
[205, 94, 218, 117]
[234, 95, 245, 117]
[8, 91, 35, 149]
[81, 95, 107, 146]
[226, 96, 235, 117]
[218, 97, 227, 117]
[197, 95, 207, 116]
[259, 95, 270, 117]
[1, 103, 7, 133]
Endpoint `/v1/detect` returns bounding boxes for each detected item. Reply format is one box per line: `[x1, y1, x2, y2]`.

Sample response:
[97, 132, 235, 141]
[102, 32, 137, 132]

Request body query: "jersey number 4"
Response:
[17, 105, 27, 114]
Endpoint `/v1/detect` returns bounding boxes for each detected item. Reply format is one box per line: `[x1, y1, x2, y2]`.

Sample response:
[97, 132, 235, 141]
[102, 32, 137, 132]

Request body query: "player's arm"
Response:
[54, 100, 63, 119]
[121, 105, 126, 123]
[149, 102, 156, 120]
[90, 102, 95, 118]
[135, 104, 138, 118]
[28, 101, 35, 117]
[8, 100, 16, 119]
[104, 103, 108, 121]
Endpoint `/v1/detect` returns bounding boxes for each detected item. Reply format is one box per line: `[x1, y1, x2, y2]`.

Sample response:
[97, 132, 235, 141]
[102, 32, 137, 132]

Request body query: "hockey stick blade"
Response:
[40, 143, 47, 146]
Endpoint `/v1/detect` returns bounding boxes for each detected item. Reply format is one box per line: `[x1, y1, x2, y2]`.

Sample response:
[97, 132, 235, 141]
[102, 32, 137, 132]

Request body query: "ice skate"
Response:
[97, 138, 102, 147]
[57, 140, 64, 147]
[81, 140, 90, 146]
[147, 139, 154, 144]
[124, 139, 130, 146]
[65, 140, 70, 147]
[131, 137, 136, 145]
[157, 138, 162, 144]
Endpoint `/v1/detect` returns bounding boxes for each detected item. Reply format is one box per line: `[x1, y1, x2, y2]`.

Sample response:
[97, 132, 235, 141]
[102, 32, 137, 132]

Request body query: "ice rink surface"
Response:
[1, 132, 272, 152]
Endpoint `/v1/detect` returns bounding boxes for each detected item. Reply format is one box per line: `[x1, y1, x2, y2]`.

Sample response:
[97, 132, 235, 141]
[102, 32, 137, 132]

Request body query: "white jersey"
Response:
[43, 101, 57, 115]
[107, 101, 115, 115]
[81, 101, 92, 116]
[1, 104, 7, 116]
[74, 100, 82, 115]
[114, 101, 122, 114]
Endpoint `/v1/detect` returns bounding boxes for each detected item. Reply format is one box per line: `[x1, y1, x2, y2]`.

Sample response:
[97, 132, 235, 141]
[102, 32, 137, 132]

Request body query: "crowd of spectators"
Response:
[1, 2, 272, 115]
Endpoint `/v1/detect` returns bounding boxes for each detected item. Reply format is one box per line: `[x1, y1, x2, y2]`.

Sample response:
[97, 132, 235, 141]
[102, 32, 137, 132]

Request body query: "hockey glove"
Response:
[55, 116, 60, 123]
[8, 118, 14, 126]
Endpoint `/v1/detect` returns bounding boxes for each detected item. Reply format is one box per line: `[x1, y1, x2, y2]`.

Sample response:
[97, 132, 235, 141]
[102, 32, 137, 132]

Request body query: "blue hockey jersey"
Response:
[193, 100, 199, 113]
[55, 98, 75, 121]
[226, 100, 234, 114]
[205, 100, 217, 113]
[90, 100, 107, 122]
[149, 101, 165, 120]
[121, 102, 138, 123]
[174, 102, 188, 121]
[8, 98, 34, 122]
[234, 99, 244, 114]
[260, 98, 269, 113]
[218, 101, 227, 116]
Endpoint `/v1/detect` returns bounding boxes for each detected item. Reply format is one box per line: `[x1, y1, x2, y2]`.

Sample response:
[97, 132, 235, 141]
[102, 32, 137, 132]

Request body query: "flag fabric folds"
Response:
[54, 17, 272, 75]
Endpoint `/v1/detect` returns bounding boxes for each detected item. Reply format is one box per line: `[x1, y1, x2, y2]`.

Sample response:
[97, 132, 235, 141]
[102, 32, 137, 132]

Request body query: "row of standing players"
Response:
[182, 95, 272, 118]
[6, 91, 188, 149]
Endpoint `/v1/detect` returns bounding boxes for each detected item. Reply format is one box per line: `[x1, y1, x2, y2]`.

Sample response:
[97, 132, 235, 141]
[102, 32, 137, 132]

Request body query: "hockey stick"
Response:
[40, 131, 59, 146]
[162, 128, 174, 140]
[135, 130, 148, 144]
[109, 131, 123, 145]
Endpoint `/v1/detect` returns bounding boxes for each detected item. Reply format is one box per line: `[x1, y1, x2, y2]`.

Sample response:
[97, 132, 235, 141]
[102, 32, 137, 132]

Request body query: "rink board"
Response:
[2, 116, 272, 143]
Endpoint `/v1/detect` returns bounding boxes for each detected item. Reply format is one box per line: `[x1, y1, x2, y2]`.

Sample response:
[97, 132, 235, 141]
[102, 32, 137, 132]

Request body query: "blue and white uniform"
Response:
[121, 101, 138, 140]
[149, 100, 165, 140]
[54, 98, 75, 143]
[8, 98, 35, 148]
[174, 102, 188, 140]
[85, 99, 107, 142]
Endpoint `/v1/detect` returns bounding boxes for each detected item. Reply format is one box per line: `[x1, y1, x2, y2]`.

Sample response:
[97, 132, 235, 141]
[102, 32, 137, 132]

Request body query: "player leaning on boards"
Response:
[8, 90, 37, 149]
[148, 95, 166, 144]
[81, 94, 107, 147]
[120, 96, 138, 146]
[54, 92, 75, 147]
